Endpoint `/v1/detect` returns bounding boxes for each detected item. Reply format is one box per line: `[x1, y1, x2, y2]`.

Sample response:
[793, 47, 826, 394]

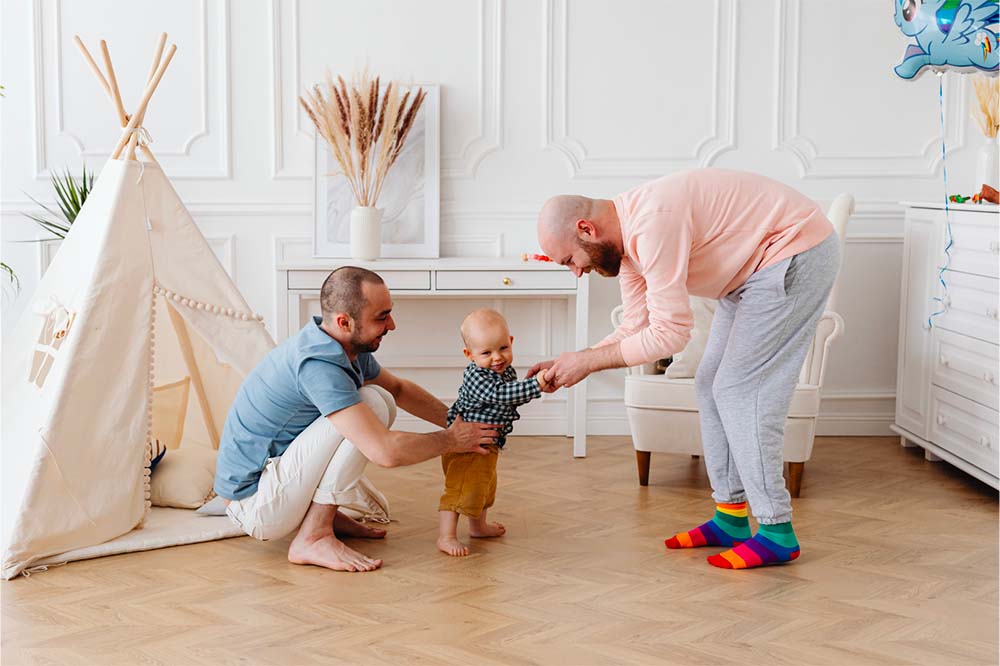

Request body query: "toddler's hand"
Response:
[537, 369, 553, 392]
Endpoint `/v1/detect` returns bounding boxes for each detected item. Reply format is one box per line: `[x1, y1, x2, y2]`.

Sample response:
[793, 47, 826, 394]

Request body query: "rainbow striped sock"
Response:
[706, 522, 800, 569]
[664, 502, 751, 549]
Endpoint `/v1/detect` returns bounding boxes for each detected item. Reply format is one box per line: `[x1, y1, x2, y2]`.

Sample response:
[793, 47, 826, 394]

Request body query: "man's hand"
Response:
[446, 415, 499, 455]
[527, 359, 557, 392]
[547, 350, 594, 389]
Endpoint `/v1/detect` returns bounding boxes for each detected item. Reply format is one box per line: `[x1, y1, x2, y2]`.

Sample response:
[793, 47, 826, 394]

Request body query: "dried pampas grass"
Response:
[300, 70, 426, 207]
[972, 74, 998, 139]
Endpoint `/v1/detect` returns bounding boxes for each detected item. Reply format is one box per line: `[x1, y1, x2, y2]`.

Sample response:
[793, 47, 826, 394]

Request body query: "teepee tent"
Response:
[2, 35, 274, 579]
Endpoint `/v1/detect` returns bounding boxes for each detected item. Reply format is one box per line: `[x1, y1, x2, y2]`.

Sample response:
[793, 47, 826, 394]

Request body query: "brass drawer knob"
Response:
[502, 277, 512, 285]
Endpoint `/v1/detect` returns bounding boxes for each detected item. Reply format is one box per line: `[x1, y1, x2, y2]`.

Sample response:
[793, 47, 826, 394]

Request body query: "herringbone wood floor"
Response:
[3, 436, 998, 666]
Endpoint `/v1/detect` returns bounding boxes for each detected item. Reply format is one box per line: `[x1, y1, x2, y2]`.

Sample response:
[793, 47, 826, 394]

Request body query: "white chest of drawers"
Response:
[275, 255, 592, 456]
[892, 202, 999, 488]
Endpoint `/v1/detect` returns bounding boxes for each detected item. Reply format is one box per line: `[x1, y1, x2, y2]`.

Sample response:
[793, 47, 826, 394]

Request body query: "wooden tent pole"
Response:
[74, 35, 168, 166]
[147, 33, 167, 84]
[73, 36, 110, 97]
[165, 302, 221, 448]
[99, 40, 128, 127]
[128, 33, 168, 161]
[111, 43, 176, 159]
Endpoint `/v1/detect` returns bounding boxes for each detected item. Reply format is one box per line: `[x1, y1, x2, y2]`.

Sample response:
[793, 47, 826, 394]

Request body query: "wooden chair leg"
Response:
[787, 462, 804, 498]
[636, 450, 651, 486]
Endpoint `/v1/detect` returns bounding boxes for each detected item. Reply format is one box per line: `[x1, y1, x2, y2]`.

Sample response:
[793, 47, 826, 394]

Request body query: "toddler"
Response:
[437, 308, 550, 556]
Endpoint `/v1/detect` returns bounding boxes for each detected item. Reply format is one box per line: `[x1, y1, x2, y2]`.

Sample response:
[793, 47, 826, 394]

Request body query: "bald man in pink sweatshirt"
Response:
[530, 168, 840, 570]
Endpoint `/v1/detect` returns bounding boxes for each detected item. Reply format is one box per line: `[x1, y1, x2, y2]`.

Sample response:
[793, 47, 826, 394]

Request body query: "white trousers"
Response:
[226, 385, 397, 541]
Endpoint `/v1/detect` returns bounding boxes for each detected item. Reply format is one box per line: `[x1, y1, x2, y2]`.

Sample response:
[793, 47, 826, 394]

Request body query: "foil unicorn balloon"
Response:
[894, 0, 999, 79]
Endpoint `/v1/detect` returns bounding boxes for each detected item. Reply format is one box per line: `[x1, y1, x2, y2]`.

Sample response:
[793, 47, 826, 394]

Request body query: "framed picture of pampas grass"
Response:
[312, 83, 440, 259]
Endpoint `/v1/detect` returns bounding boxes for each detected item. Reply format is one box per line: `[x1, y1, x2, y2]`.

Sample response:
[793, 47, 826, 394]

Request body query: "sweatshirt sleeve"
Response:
[594, 259, 649, 348]
[617, 213, 694, 366]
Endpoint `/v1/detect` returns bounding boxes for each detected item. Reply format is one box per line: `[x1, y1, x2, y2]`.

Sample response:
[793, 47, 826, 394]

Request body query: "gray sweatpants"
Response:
[694, 232, 841, 525]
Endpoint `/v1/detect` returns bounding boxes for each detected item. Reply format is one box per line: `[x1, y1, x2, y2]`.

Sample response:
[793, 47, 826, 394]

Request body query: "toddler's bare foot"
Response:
[334, 511, 386, 539]
[437, 536, 470, 557]
[469, 521, 506, 538]
[287, 534, 382, 572]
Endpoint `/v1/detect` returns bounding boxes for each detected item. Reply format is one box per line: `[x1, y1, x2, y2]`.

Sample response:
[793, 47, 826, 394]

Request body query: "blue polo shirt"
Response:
[214, 316, 382, 500]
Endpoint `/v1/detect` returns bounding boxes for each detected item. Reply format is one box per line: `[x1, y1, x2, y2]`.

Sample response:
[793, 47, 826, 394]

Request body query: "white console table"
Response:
[275, 257, 592, 456]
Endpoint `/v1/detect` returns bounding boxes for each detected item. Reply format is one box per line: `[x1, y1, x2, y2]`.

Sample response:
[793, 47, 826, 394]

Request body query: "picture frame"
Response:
[312, 84, 440, 259]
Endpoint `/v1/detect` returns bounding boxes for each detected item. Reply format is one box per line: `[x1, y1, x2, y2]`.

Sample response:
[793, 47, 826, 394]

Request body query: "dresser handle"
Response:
[940, 354, 950, 367]
[936, 414, 947, 426]
[991, 241, 1000, 254]
[502, 277, 512, 286]
[980, 436, 991, 449]
[987, 306, 999, 320]
[984, 372, 996, 385]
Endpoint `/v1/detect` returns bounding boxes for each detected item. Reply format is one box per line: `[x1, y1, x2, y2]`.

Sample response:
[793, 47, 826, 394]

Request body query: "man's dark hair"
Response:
[320, 266, 384, 321]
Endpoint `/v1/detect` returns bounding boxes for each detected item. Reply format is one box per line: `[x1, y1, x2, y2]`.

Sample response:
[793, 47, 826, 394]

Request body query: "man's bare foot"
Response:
[287, 533, 383, 572]
[437, 536, 470, 557]
[469, 521, 505, 538]
[333, 511, 386, 539]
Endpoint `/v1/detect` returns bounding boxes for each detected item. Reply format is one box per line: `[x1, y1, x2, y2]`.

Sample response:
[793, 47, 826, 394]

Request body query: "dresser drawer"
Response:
[930, 386, 999, 477]
[435, 270, 577, 291]
[288, 270, 431, 291]
[937, 271, 999, 344]
[931, 328, 999, 410]
[948, 211, 999, 279]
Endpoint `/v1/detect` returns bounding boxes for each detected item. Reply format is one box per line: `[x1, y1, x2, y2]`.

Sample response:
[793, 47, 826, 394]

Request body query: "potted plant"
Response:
[299, 71, 426, 261]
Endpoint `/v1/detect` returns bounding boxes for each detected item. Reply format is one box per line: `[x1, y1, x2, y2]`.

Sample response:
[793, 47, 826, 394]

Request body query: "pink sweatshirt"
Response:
[598, 168, 834, 366]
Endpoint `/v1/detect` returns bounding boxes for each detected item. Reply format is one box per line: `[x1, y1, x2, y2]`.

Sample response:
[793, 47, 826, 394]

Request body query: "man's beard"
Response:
[578, 237, 622, 277]
[349, 325, 384, 354]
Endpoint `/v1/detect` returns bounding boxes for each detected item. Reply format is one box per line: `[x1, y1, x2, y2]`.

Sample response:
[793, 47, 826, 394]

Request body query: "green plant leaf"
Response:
[23, 164, 92, 239]
[1, 262, 19, 292]
[24, 192, 63, 221]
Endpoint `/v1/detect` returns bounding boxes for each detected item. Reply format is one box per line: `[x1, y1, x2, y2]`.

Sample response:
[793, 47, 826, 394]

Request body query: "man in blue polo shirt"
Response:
[215, 267, 498, 573]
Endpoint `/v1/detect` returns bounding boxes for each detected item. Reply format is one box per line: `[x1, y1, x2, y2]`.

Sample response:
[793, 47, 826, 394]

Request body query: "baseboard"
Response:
[816, 390, 896, 436]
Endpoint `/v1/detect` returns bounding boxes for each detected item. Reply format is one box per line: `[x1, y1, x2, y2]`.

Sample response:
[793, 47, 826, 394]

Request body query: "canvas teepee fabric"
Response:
[1, 36, 275, 579]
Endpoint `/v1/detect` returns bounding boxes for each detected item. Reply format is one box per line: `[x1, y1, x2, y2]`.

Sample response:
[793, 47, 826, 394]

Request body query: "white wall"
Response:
[2, 0, 985, 435]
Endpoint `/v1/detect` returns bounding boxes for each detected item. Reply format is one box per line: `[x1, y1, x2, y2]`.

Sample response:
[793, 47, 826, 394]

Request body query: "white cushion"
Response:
[665, 297, 716, 378]
[625, 374, 821, 418]
[150, 447, 217, 509]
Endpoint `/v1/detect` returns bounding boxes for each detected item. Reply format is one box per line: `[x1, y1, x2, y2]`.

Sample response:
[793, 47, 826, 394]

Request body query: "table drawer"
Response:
[930, 386, 999, 477]
[288, 270, 431, 291]
[435, 270, 577, 290]
[931, 328, 999, 410]
[948, 211, 999, 279]
[937, 271, 999, 344]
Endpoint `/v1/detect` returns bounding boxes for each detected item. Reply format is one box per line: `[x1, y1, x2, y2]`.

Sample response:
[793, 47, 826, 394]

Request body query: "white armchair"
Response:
[615, 194, 853, 497]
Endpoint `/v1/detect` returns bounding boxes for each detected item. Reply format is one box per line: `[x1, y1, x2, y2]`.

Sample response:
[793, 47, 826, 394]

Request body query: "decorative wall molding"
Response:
[204, 234, 235, 277]
[773, 0, 966, 179]
[35, 238, 60, 275]
[542, 0, 737, 178]
[270, 0, 503, 180]
[33, 0, 232, 179]
[273, 235, 312, 266]
[443, 0, 504, 178]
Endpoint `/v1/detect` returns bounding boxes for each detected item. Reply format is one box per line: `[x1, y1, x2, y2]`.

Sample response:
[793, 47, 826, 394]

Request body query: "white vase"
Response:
[349, 207, 383, 261]
[975, 136, 999, 191]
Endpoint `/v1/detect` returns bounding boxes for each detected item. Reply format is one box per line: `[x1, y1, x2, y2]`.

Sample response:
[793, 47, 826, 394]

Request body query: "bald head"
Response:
[460, 308, 509, 347]
[537, 195, 598, 247]
[536, 194, 624, 278]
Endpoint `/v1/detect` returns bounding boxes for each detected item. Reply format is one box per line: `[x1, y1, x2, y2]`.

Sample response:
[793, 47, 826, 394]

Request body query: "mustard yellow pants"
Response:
[438, 446, 500, 517]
